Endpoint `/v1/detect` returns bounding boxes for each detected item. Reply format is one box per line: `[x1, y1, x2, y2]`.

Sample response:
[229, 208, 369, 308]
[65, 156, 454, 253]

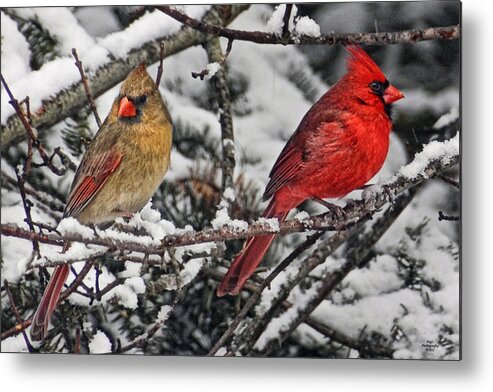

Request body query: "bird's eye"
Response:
[369, 81, 384, 94]
[369, 80, 390, 95]
[135, 94, 148, 105]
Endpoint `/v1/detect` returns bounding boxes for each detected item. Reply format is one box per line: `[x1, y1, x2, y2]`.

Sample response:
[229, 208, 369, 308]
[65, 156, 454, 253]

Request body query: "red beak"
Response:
[383, 85, 404, 104]
[118, 96, 137, 118]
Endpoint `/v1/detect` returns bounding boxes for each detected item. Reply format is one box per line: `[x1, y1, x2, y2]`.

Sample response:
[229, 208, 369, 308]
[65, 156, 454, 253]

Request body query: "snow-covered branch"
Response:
[158, 5, 459, 46]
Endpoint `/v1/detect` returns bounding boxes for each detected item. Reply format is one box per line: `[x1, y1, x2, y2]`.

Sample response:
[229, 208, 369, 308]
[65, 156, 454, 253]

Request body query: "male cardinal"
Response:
[217, 46, 404, 297]
[30, 64, 173, 340]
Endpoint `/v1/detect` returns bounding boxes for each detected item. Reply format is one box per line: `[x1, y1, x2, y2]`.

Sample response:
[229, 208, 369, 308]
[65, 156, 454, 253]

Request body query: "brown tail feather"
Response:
[30, 264, 70, 341]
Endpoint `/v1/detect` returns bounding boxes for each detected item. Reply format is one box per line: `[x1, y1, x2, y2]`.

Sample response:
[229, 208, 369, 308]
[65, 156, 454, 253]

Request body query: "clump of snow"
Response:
[294, 16, 321, 37]
[1, 335, 30, 353]
[139, 202, 161, 223]
[112, 283, 140, 310]
[205, 62, 221, 80]
[343, 254, 403, 297]
[157, 305, 172, 322]
[1, 57, 80, 123]
[266, 4, 298, 36]
[74, 6, 121, 38]
[222, 187, 236, 203]
[1, 12, 31, 82]
[120, 202, 176, 242]
[265, 5, 320, 38]
[211, 208, 248, 231]
[99, 6, 209, 59]
[57, 217, 95, 239]
[88, 330, 112, 354]
[397, 133, 459, 180]
[120, 261, 142, 278]
[26, 7, 96, 56]
[257, 217, 280, 232]
[214, 347, 227, 356]
[124, 277, 146, 295]
[151, 256, 206, 291]
[294, 210, 310, 221]
[96, 226, 155, 247]
[433, 106, 459, 129]
[255, 281, 321, 350]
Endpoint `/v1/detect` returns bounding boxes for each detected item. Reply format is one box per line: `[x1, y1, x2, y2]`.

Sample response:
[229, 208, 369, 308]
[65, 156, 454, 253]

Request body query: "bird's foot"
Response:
[312, 197, 345, 220]
[362, 184, 394, 203]
[113, 209, 135, 221]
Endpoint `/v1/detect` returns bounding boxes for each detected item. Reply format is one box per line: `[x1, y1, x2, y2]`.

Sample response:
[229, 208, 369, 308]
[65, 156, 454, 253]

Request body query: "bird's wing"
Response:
[64, 148, 123, 218]
[263, 109, 343, 202]
[262, 138, 304, 201]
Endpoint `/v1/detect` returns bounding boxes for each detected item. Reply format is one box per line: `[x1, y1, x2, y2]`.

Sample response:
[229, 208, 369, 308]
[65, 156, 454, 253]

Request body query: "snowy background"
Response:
[1, 2, 459, 358]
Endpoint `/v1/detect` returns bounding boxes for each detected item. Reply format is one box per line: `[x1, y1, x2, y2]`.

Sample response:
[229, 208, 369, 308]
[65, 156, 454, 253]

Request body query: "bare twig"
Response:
[1, 170, 65, 214]
[439, 174, 460, 189]
[155, 41, 166, 87]
[19, 96, 32, 125]
[0, 320, 32, 340]
[4, 280, 34, 352]
[75, 327, 81, 354]
[1, 74, 76, 176]
[15, 168, 39, 255]
[158, 6, 459, 46]
[438, 211, 460, 221]
[59, 260, 95, 302]
[191, 39, 233, 80]
[71, 48, 102, 127]
[119, 307, 173, 352]
[282, 4, 294, 38]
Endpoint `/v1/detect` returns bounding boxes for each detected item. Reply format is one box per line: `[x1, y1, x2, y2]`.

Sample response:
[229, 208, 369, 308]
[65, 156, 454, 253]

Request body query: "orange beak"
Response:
[118, 96, 137, 118]
[383, 85, 404, 104]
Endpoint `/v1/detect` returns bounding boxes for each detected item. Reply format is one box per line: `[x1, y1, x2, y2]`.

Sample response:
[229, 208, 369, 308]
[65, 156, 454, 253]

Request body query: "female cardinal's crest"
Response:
[345, 45, 387, 82]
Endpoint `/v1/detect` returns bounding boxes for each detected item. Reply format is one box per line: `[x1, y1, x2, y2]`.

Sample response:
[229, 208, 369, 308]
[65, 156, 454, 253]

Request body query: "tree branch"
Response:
[204, 36, 236, 194]
[71, 48, 102, 127]
[158, 6, 459, 46]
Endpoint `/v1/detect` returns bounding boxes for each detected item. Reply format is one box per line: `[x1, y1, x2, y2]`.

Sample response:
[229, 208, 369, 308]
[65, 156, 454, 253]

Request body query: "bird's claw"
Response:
[362, 184, 394, 203]
[312, 197, 345, 220]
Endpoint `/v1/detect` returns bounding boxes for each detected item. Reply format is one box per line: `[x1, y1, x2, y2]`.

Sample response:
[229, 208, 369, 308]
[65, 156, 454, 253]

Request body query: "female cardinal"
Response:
[30, 64, 173, 340]
[217, 46, 404, 297]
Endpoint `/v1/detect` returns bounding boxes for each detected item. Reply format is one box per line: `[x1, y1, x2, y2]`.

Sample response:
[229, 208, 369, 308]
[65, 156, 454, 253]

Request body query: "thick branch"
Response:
[158, 6, 459, 46]
[205, 37, 236, 193]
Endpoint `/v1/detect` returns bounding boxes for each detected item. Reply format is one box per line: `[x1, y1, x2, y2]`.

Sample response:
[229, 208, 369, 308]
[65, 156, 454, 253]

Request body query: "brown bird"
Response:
[30, 64, 173, 341]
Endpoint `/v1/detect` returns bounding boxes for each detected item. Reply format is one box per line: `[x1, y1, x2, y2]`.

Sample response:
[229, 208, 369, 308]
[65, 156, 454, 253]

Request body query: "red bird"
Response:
[217, 46, 404, 297]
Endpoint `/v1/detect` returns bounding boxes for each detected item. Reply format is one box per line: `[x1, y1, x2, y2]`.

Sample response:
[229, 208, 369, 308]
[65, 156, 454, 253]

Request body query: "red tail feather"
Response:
[217, 199, 288, 296]
[30, 264, 70, 341]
